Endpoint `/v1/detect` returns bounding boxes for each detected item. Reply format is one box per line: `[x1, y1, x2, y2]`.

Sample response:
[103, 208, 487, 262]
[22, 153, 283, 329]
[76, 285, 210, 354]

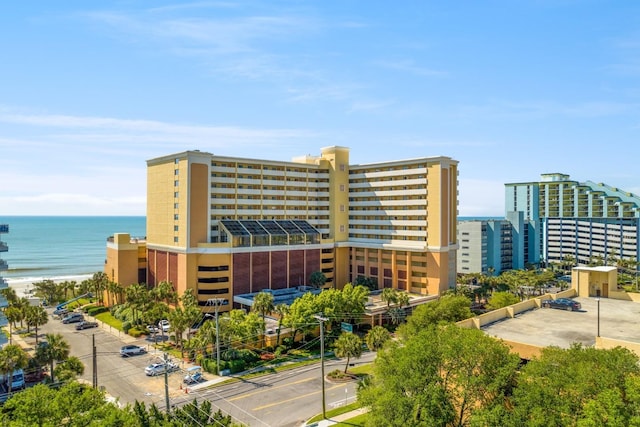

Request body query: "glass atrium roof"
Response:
[219, 219, 320, 247]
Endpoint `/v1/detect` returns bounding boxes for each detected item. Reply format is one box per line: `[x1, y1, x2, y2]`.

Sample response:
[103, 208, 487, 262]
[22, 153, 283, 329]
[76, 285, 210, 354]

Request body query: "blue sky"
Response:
[2, 1, 640, 216]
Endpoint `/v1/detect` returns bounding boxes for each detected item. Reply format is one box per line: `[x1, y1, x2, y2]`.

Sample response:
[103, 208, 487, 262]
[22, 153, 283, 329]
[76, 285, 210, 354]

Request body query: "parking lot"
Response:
[482, 296, 640, 349]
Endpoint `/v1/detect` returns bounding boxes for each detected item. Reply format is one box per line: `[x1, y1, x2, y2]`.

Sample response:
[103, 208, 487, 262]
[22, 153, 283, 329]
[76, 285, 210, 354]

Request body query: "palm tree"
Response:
[25, 305, 48, 344]
[53, 356, 84, 382]
[365, 325, 391, 351]
[154, 281, 177, 305]
[90, 272, 109, 305]
[273, 303, 289, 347]
[333, 332, 363, 373]
[0, 344, 28, 394]
[252, 292, 274, 347]
[42, 333, 70, 384]
[4, 306, 22, 344]
[125, 283, 149, 325]
[168, 307, 190, 354]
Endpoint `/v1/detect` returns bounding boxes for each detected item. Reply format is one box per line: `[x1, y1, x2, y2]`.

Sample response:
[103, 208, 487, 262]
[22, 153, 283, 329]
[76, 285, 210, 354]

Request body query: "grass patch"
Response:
[346, 363, 373, 376]
[307, 402, 362, 424]
[95, 312, 122, 330]
[333, 412, 368, 426]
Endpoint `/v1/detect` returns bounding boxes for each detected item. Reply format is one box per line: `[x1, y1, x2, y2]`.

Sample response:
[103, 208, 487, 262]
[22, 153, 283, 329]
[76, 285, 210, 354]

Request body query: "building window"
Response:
[174, 226, 179, 232]
[174, 169, 179, 175]
[340, 164, 345, 172]
[174, 237, 179, 243]
[340, 225, 345, 233]
[174, 192, 179, 198]
[340, 184, 345, 192]
[340, 205, 345, 212]
[174, 203, 179, 209]
[174, 214, 179, 220]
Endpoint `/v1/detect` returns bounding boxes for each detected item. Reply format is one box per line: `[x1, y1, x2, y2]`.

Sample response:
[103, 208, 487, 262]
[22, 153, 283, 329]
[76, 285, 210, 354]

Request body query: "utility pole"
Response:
[92, 334, 97, 388]
[164, 352, 170, 413]
[207, 298, 228, 376]
[313, 314, 328, 420]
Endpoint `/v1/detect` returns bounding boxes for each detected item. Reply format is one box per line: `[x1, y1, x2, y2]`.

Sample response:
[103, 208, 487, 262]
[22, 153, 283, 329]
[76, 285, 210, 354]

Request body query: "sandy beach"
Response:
[6, 275, 93, 299]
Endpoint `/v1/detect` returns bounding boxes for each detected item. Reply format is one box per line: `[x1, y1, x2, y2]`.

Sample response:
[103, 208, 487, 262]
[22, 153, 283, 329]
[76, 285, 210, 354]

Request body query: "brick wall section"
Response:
[305, 249, 321, 280]
[288, 250, 305, 287]
[233, 253, 251, 294]
[252, 252, 270, 291]
[169, 253, 178, 287]
[271, 251, 288, 289]
[147, 250, 156, 286]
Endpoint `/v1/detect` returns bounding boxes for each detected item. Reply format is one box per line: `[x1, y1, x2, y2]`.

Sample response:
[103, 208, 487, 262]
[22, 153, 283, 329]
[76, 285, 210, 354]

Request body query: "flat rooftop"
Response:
[482, 296, 640, 349]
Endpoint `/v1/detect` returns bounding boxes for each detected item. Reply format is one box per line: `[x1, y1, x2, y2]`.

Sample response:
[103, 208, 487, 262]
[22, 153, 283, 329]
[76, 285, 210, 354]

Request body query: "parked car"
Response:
[120, 345, 147, 357]
[183, 366, 203, 384]
[145, 361, 178, 376]
[53, 307, 69, 316]
[158, 320, 171, 332]
[61, 313, 84, 324]
[146, 324, 160, 334]
[542, 298, 582, 311]
[75, 321, 98, 330]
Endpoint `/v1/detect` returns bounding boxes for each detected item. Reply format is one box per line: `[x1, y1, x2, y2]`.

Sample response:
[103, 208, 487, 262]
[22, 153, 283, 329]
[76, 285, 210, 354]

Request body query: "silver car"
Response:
[145, 361, 178, 376]
[120, 345, 147, 357]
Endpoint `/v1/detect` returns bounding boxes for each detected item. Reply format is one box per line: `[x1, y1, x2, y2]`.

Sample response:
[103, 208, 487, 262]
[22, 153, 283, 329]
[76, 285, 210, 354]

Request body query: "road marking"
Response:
[227, 377, 315, 401]
[251, 384, 345, 411]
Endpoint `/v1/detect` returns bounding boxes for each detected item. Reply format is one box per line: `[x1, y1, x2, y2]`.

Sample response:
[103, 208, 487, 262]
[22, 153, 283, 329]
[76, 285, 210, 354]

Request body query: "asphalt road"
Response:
[37, 310, 188, 407]
[34, 309, 376, 426]
[168, 351, 377, 427]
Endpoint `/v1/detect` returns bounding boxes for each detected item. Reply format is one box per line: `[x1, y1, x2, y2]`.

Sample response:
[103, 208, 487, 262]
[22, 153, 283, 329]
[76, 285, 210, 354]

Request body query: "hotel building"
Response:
[106, 146, 458, 311]
[505, 173, 640, 268]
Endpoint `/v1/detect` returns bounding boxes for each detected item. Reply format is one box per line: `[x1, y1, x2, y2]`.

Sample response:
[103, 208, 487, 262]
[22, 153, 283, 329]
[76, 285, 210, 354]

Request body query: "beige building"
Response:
[105, 146, 458, 311]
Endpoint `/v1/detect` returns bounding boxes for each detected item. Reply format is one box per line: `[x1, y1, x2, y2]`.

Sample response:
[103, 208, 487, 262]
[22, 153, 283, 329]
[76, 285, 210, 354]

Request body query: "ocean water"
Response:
[0, 216, 145, 285]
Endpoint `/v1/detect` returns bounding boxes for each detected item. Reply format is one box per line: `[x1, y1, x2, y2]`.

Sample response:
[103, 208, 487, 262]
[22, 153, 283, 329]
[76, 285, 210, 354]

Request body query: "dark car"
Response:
[75, 321, 98, 330]
[542, 298, 581, 311]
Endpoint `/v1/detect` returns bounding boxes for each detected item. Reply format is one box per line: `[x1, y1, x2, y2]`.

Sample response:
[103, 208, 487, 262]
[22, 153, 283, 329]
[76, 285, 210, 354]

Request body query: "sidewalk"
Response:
[303, 408, 369, 426]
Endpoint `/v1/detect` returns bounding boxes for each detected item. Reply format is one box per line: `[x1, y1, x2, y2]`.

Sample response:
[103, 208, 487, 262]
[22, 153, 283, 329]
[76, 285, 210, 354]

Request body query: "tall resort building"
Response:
[0, 224, 9, 330]
[106, 146, 459, 311]
[457, 217, 515, 275]
[505, 173, 640, 269]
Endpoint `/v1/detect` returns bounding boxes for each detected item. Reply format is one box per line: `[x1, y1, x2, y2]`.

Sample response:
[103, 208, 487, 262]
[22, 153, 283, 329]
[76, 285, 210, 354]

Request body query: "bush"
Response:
[228, 359, 246, 374]
[88, 306, 108, 316]
[122, 321, 131, 334]
[128, 328, 144, 338]
[82, 304, 97, 313]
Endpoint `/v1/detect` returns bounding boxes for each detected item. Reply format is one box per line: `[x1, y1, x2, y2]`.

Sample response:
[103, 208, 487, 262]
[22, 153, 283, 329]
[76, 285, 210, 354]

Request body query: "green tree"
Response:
[486, 291, 520, 310]
[153, 280, 177, 305]
[360, 324, 519, 427]
[284, 292, 319, 343]
[24, 305, 48, 344]
[53, 356, 84, 383]
[41, 333, 70, 384]
[476, 344, 640, 427]
[309, 271, 327, 289]
[398, 294, 473, 340]
[32, 279, 62, 306]
[0, 344, 29, 394]
[333, 332, 363, 373]
[365, 325, 391, 352]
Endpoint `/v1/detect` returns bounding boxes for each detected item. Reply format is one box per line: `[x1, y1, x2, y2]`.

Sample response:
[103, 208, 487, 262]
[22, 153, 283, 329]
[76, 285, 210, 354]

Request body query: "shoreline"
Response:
[5, 275, 93, 298]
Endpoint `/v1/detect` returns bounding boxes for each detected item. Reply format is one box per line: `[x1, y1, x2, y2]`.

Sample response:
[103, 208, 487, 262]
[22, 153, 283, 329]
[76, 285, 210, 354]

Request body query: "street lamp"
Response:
[596, 297, 600, 338]
[206, 298, 228, 376]
[313, 313, 328, 420]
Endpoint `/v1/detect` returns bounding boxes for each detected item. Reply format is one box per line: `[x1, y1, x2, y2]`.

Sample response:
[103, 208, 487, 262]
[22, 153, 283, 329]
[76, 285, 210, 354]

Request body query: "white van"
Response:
[2, 369, 25, 391]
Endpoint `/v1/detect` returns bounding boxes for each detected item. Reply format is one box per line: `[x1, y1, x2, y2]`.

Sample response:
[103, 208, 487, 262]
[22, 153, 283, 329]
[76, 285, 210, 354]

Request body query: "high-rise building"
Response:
[457, 218, 513, 275]
[106, 146, 459, 311]
[505, 173, 640, 268]
[0, 224, 10, 327]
